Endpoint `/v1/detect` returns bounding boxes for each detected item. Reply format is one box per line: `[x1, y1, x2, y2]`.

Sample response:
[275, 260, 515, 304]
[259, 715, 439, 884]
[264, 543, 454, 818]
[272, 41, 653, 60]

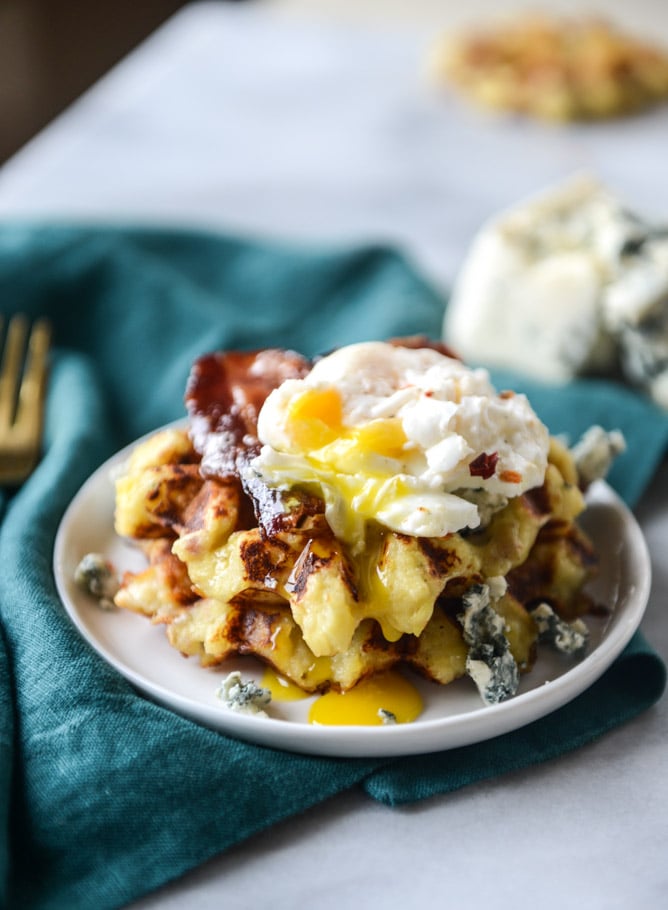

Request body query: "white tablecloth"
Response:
[2, 2, 666, 906]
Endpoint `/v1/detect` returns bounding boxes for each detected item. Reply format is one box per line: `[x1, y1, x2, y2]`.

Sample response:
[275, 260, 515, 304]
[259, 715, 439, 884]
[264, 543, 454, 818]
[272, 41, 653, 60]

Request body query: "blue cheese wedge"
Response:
[216, 671, 272, 717]
[458, 583, 519, 705]
[443, 175, 668, 407]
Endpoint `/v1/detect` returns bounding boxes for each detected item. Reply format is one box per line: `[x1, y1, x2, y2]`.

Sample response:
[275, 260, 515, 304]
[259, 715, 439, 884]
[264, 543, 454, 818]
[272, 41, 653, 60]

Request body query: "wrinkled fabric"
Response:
[0, 224, 665, 910]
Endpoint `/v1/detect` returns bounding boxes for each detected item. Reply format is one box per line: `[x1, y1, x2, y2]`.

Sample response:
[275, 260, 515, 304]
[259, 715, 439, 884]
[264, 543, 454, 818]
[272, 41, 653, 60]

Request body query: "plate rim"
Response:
[53, 425, 652, 758]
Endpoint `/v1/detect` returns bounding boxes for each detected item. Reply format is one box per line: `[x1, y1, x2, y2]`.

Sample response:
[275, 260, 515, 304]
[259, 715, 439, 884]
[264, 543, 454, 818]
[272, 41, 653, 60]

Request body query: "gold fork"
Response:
[0, 315, 51, 486]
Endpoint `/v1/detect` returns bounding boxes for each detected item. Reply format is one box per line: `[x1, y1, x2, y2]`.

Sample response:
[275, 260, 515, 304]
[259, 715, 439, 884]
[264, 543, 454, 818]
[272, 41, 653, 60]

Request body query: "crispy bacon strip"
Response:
[185, 348, 322, 536]
[186, 348, 311, 475]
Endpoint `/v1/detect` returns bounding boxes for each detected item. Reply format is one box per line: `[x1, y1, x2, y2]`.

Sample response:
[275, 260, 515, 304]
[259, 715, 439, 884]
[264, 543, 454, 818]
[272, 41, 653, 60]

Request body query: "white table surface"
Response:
[2, 2, 667, 906]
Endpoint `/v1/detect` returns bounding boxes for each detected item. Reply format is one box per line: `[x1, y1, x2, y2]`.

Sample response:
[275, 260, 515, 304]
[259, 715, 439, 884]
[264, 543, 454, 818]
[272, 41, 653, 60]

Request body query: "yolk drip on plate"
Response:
[261, 667, 310, 702]
[262, 666, 424, 726]
[308, 671, 423, 726]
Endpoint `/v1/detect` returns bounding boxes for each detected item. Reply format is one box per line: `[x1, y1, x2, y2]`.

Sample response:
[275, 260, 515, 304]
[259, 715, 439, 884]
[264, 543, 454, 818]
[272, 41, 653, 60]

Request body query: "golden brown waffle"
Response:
[114, 426, 597, 693]
[431, 14, 668, 121]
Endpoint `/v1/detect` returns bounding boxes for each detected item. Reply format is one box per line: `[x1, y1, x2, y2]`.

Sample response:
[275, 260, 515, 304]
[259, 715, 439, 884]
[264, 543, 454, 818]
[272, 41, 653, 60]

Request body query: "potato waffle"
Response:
[114, 413, 597, 694]
[431, 14, 668, 121]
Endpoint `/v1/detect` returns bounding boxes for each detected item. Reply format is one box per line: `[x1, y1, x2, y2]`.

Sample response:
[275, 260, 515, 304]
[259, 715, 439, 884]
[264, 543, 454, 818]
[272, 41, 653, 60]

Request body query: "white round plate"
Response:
[53, 429, 652, 758]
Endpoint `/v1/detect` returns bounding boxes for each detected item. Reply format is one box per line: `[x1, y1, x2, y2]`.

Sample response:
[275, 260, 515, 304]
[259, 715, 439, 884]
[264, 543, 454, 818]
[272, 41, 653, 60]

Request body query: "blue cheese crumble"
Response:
[216, 671, 272, 717]
[570, 425, 626, 489]
[530, 602, 589, 659]
[377, 708, 397, 725]
[74, 553, 119, 611]
[458, 583, 519, 705]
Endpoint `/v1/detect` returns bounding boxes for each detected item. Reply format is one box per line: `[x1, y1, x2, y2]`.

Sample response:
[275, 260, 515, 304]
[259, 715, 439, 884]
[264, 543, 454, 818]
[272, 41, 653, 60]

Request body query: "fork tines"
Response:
[0, 315, 51, 485]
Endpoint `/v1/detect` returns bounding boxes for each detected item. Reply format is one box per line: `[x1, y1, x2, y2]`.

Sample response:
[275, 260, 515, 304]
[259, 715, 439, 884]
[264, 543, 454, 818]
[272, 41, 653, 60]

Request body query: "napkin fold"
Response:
[0, 224, 665, 910]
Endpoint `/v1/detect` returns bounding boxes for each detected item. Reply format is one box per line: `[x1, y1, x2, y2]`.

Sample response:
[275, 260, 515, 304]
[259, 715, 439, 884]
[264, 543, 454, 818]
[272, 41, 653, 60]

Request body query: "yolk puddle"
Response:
[308, 671, 423, 726]
[261, 668, 310, 702]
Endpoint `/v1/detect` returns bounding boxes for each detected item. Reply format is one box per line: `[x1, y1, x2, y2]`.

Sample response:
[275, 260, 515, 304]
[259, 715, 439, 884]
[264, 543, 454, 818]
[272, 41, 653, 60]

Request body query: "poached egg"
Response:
[250, 342, 549, 550]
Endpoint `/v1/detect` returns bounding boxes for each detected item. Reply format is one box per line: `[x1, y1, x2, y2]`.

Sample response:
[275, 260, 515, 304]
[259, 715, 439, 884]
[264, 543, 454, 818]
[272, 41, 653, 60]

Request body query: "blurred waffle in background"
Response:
[0, 0, 189, 163]
[429, 12, 668, 121]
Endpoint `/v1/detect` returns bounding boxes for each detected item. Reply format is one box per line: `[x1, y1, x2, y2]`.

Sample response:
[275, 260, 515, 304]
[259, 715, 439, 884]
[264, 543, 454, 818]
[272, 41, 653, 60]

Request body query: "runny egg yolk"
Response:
[261, 667, 310, 702]
[308, 671, 423, 726]
[285, 386, 409, 465]
[352, 418, 408, 461]
[285, 386, 344, 451]
[263, 665, 423, 726]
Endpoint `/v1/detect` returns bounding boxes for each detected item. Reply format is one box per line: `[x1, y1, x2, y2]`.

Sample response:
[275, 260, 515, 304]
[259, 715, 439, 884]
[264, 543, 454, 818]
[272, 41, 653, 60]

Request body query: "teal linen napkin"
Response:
[0, 224, 665, 910]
